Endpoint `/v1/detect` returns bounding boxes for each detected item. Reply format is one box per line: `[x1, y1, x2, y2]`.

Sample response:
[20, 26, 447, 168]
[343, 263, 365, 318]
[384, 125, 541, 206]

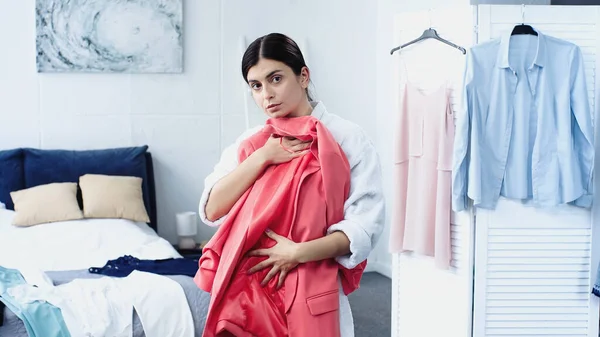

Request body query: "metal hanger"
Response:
[390, 9, 466, 55]
[511, 4, 538, 36]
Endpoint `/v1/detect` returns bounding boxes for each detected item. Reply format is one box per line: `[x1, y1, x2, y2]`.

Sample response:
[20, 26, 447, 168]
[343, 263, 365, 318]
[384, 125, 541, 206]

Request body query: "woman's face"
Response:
[246, 58, 310, 118]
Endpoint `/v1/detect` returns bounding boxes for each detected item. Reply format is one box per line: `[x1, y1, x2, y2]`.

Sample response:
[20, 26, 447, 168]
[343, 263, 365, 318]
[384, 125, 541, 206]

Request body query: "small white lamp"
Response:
[176, 211, 198, 249]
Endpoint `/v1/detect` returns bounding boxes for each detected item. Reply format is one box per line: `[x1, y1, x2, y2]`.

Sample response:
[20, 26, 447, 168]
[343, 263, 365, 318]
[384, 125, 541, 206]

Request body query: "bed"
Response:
[0, 146, 210, 337]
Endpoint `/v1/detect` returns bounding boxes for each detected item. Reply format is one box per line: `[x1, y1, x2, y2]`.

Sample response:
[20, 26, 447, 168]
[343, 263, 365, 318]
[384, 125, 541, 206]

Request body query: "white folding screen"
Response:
[391, 6, 476, 337]
[391, 4, 600, 337]
[473, 5, 600, 337]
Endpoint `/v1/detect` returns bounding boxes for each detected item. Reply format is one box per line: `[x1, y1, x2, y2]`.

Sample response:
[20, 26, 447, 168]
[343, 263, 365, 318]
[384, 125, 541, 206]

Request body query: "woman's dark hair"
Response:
[241, 33, 313, 101]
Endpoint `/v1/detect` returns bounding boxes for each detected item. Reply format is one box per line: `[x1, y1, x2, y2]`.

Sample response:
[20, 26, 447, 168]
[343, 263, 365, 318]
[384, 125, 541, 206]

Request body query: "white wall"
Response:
[0, 0, 391, 269]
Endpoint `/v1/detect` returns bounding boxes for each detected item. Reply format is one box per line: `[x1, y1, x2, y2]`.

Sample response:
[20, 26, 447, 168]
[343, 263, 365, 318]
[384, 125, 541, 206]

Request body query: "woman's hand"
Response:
[246, 229, 301, 289]
[257, 134, 311, 165]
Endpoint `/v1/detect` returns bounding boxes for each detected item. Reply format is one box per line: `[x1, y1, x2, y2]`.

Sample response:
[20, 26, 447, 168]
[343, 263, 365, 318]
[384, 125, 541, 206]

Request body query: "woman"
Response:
[195, 32, 385, 337]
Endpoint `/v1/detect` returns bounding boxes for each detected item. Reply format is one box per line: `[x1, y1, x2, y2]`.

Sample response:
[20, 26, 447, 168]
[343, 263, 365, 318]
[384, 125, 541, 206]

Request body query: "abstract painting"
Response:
[36, 0, 183, 73]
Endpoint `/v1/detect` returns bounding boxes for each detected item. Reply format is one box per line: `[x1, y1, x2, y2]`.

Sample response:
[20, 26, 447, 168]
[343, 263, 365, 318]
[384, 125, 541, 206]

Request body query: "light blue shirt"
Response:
[452, 28, 594, 212]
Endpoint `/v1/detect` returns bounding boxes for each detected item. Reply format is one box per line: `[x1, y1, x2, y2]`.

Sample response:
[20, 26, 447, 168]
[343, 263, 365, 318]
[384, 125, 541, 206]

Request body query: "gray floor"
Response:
[348, 272, 391, 337]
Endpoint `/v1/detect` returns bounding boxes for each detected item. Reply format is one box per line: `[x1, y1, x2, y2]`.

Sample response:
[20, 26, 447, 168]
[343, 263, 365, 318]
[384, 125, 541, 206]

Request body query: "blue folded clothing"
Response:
[88, 255, 199, 278]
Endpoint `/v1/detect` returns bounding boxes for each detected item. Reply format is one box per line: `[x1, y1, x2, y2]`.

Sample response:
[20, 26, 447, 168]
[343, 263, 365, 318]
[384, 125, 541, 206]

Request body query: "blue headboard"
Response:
[0, 146, 158, 232]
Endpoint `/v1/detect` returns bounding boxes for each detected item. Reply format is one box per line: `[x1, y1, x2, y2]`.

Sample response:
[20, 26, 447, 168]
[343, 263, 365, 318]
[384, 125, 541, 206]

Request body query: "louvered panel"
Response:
[451, 221, 468, 269]
[487, 299, 589, 308]
[487, 328, 587, 336]
[488, 320, 588, 328]
[489, 221, 592, 229]
[488, 264, 590, 272]
[474, 6, 599, 337]
[489, 306, 589, 314]
[489, 251, 590, 259]
[488, 277, 590, 286]
[490, 228, 591, 235]
[488, 241, 590, 249]
[488, 314, 587, 320]
[487, 290, 590, 300]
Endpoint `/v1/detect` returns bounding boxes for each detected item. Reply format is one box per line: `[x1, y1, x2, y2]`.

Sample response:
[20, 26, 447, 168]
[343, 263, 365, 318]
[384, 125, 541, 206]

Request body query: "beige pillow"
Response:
[10, 182, 84, 227]
[79, 174, 150, 223]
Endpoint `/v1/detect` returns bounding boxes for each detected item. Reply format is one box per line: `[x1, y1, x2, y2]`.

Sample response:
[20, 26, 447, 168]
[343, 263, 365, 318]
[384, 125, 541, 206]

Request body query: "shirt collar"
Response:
[309, 101, 328, 120]
[496, 27, 546, 69]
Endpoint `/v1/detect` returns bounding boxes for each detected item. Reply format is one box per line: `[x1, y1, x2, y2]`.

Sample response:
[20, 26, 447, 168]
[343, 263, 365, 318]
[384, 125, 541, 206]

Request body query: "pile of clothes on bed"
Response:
[0, 255, 206, 337]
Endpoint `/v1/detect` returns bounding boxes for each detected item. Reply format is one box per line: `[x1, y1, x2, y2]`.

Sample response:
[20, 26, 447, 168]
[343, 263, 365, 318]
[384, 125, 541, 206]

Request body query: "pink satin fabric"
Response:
[194, 116, 366, 337]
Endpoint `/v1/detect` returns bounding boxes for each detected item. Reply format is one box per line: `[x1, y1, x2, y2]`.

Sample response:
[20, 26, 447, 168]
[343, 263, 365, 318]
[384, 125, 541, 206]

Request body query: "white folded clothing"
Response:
[9, 276, 133, 337]
[8, 269, 194, 337]
[119, 270, 194, 337]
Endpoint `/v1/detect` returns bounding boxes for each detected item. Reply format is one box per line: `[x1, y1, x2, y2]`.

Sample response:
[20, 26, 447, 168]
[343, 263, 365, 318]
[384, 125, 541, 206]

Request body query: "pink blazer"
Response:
[194, 116, 366, 336]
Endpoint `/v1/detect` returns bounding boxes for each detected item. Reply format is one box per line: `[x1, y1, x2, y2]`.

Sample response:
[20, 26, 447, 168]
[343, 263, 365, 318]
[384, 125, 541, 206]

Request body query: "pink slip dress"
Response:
[390, 81, 455, 269]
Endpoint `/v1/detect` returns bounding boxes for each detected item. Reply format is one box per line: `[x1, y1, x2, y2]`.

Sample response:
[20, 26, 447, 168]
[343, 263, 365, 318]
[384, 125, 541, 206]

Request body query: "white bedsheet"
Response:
[0, 208, 181, 271]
